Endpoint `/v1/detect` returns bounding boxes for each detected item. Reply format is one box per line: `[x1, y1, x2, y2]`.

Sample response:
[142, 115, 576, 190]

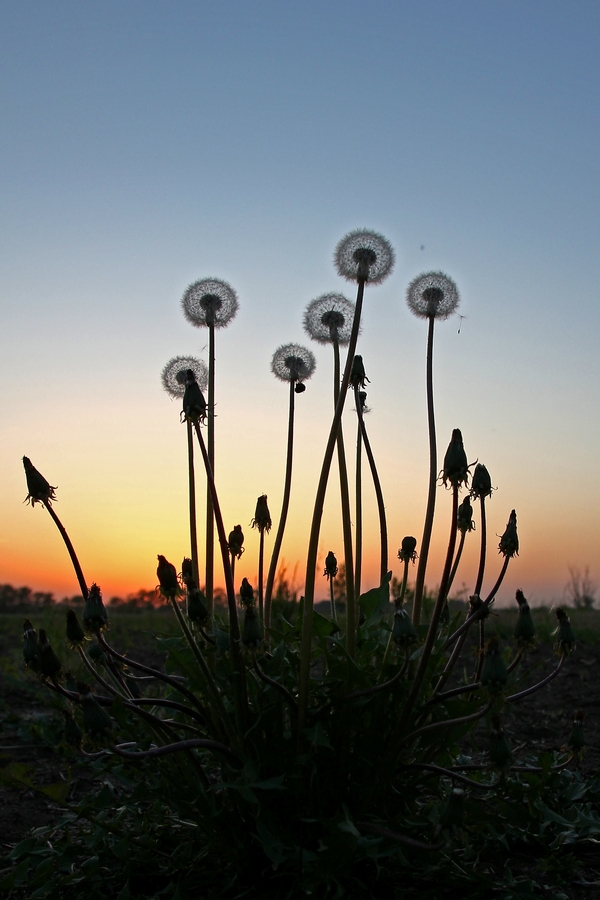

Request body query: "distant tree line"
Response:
[0, 584, 170, 614]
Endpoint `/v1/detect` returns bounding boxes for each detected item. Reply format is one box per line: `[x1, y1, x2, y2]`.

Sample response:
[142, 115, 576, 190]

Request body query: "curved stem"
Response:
[355, 413, 363, 598]
[109, 738, 240, 764]
[299, 280, 365, 728]
[264, 378, 296, 631]
[253, 656, 297, 709]
[354, 385, 387, 584]
[333, 339, 355, 633]
[507, 656, 565, 702]
[402, 700, 492, 746]
[206, 322, 215, 615]
[43, 502, 88, 600]
[357, 822, 443, 851]
[444, 555, 511, 650]
[412, 315, 436, 626]
[402, 762, 498, 790]
[186, 420, 200, 586]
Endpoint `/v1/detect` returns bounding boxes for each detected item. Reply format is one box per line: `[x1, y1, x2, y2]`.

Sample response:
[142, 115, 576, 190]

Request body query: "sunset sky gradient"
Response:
[2, 1, 600, 607]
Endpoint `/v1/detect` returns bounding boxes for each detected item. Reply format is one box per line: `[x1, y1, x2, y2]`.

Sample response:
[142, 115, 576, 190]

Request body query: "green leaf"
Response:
[358, 572, 392, 627]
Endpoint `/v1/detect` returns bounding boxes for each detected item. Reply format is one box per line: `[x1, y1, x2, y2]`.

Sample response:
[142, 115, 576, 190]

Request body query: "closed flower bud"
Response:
[83, 583, 109, 633]
[489, 716, 513, 768]
[469, 594, 490, 620]
[38, 629, 62, 680]
[62, 710, 83, 749]
[23, 619, 40, 671]
[66, 609, 86, 648]
[228, 525, 245, 560]
[79, 683, 113, 739]
[22, 457, 57, 506]
[398, 536, 418, 564]
[554, 607, 575, 656]
[181, 557, 194, 586]
[239, 577, 254, 608]
[392, 608, 418, 647]
[457, 497, 475, 534]
[251, 495, 272, 534]
[349, 355, 370, 390]
[498, 510, 519, 558]
[470, 463, 493, 500]
[567, 709, 585, 755]
[88, 642, 104, 662]
[442, 429, 469, 488]
[187, 586, 208, 623]
[439, 788, 464, 831]
[242, 605, 262, 648]
[480, 637, 508, 693]
[324, 551, 338, 580]
[514, 590, 536, 647]
[182, 370, 207, 423]
[156, 556, 179, 599]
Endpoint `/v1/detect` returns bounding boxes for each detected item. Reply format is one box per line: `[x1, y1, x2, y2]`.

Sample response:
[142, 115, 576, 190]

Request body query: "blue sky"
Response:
[2, 1, 599, 604]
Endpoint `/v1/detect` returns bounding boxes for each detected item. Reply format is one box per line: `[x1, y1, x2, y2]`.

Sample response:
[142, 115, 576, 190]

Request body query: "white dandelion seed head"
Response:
[406, 271, 460, 321]
[161, 356, 209, 398]
[271, 343, 316, 383]
[303, 293, 356, 346]
[181, 278, 239, 329]
[334, 229, 395, 285]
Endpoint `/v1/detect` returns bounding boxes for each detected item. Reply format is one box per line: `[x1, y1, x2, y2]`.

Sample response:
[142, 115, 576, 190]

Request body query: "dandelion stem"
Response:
[354, 385, 388, 584]
[329, 575, 337, 622]
[186, 419, 200, 586]
[42, 501, 88, 600]
[299, 280, 365, 729]
[355, 412, 363, 598]
[380, 559, 409, 675]
[473, 495, 487, 681]
[507, 656, 565, 702]
[444, 555, 510, 650]
[333, 338, 355, 632]
[446, 530, 466, 600]
[205, 322, 216, 616]
[264, 378, 296, 632]
[258, 529, 265, 625]
[412, 315, 436, 626]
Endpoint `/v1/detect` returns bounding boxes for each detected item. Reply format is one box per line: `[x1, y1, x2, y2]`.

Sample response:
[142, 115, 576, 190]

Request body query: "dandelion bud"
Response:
[457, 497, 475, 534]
[470, 464, 493, 500]
[22, 456, 58, 507]
[349, 355, 369, 390]
[239, 577, 254, 608]
[499, 510, 519, 558]
[66, 609, 86, 648]
[480, 637, 508, 693]
[83, 583, 109, 632]
[62, 710, 83, 749]
[228, 525, 245, 560]
[182, 370, 207, 424]
[79, 683, 113, 739]
[567, 709, 585, 754]
[38, 629, 62, 680]
[242, 605, 262, 648]
[358, 391, 368, 411]
[251, 495, 272, 534]
[439, 788, 464, 831]
[23, 619, 40, 671]
[514, 590, 536, 647]
[187, 587, 208, 623]
[469, 594, 489, 620]
[156, 556, 179, 599]
[442, 429, 469, 488]
[489, 716, 513, 768]
[554, 607, 575, 656]
[324, 551, 338, 580]
[398, 536, 418, 564]
[392, 608, 418, 647]
[88, 642, 104, 662]
[181, 557, 194, 585]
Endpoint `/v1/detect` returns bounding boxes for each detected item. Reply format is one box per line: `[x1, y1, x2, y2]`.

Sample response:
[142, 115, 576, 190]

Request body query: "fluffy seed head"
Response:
[181, 278, 238, 329]
[406, 271, 460, 320]
[161, 356, 208, 398]
[303, 293, 356, 345]
[334, 229, 395, 284]
[271, 343, 316, 383]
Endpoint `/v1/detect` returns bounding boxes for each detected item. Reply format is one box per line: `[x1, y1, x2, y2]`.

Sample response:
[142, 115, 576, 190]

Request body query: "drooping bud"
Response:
[349, 355, 370, 390]
[23, 619, 40, 671]
[392, 608, 418, 648]
[182, 370, 207, 424]
[397, 536, 417, 564]
[457, 496, 475, 534]
[239, 577, 254, 608]
[156, 556, 179, 600]
[567, 709, 585, 755]
[66, 609, 86, 648]
[38, 629, 62, 680]
[498, 510, 519, 558]
[78, 683, 113, 739]
[242, 605, 262, 648]
[480, 637, 508, 693]
[470, 463, 493, 500]
[439, 788, 464, 831]
[187, 586, 208, 623]
[251, 495, 272, 534]
[489, 715, 513, 768]
[82, 583, 109, 632]
[22, 457, 57, 506]
[228, 525, 245, 560]
[514, 590, 536, 647]
[62, 710, 83, 749]
[442, 429, 469, 488]
[324, 551, 338, 580]
[554, 607, 575, 656]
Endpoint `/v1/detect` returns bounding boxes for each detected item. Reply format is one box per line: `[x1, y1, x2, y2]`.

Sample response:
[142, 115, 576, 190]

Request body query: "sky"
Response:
[1, 0, 599, 608]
